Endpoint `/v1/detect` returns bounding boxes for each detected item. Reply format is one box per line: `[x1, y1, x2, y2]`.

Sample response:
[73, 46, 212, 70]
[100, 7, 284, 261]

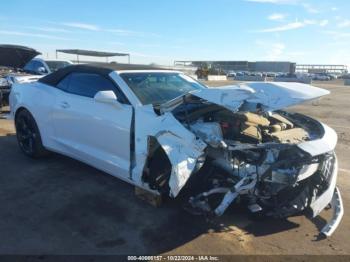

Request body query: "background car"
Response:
[339, 73, 350, 79]
[226, 71, 236, 78]
[0, 77, 10, 109]
[0, 45, 72, 107]
[23, 58, 73, 75]
[0, 45, 43, 107]
[312, 73, 331, 81]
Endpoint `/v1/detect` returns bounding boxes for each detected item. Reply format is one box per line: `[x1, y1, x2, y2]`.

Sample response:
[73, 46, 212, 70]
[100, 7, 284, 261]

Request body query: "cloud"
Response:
[255, 40, 311, 61]
[61, 22, 99, 31]
[268, 13, 286, 21]
[0, 30, 71, 40]
[256, 40, 286, 60]
[301, 3, 319, 13]
[319, 20, 329, 27]
[338, 20, 350, 28]
[286, 51, 306, 57]
[58, 22, 160, 37]
[135, 43, 161, 48]
[258, 19, 329, 32]
[246, 0, 319, 13]
[25, 26, 71, 33]
[303, 19, 328, 26]
[323, 30, 350, 39]
[327, 49, 350, 67]
[128, 51, 169, 59]
[246, 0, 299, 4]
[107, 41, 125, 46]
[258, 21, 305, 32]
[106, 28, 160, 37]
[303, 19, 317, 25]
[106, 29, 137, 35]
[331, 7, 338, 11]
[269, 43, 286, 60]
[327, 40, 349, 46]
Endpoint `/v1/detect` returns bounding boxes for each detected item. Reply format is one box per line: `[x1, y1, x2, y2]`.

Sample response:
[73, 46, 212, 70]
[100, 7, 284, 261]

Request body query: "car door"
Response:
[52, 72, 133, 179]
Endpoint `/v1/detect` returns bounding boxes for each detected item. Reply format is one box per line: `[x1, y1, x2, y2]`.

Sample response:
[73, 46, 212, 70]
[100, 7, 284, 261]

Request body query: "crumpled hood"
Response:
[0, 45, 41, 69]
[161, 82, 330, 113]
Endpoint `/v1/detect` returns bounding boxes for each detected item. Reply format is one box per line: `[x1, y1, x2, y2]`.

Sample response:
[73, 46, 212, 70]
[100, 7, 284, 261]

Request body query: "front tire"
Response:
[15, 109, 49, 158]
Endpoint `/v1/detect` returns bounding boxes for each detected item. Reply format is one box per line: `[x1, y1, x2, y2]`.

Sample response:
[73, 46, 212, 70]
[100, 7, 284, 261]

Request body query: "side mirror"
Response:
[94, 90, 121, 107]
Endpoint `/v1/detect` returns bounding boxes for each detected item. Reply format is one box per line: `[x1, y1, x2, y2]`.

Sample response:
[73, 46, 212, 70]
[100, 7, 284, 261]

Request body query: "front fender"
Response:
[156, 131, 206, 197]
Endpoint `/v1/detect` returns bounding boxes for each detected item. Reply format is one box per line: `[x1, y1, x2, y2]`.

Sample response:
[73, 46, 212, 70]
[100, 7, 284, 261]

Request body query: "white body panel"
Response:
[50, 88, 132, 179]
[195, 82, 330, 112]
[10, 80, 132, 181]
[131, 105, 207, 196]
[298, 122, 338, 157]
[160, 82, 330, 113]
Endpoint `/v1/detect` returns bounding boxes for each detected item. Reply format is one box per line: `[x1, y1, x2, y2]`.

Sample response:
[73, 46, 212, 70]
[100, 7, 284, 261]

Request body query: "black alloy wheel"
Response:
[15, 109, 48, 158]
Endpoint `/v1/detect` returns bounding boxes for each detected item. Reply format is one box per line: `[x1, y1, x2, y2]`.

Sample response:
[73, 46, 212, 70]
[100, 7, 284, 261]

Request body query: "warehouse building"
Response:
[253, 61, 296, 73]
[174, 60, 297, 74]
[296, 64, 348, 74]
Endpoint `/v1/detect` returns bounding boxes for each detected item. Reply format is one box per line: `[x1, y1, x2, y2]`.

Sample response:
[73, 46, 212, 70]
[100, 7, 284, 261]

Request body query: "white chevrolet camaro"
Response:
[9, 63, 343, 237]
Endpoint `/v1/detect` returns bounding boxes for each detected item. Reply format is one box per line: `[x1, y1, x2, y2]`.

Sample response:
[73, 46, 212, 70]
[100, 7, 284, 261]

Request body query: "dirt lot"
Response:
[0, 80, 349, 255]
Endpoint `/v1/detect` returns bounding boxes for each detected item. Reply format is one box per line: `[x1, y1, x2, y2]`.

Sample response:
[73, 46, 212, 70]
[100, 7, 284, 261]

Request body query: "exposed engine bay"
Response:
[188, 108, 309, 145]
[143, 94, 341, 236]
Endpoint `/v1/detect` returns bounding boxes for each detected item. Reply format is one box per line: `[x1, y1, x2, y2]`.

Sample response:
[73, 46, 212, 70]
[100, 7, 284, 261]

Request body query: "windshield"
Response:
[45, 61, 71, 72]
[120, 72, 206, 105]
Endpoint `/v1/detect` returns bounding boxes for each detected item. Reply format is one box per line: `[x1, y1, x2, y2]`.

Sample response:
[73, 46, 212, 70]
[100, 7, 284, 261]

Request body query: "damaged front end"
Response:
[135, 82, 343, 237]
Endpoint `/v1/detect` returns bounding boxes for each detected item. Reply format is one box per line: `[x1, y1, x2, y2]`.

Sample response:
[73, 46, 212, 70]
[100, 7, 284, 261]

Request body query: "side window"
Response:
[33, 61, 41, 70]
[66, 73, 121, 99]
[55, 72, 129, 104]
[24, 60, 35, 71]
[33, 61, 47, 73]
[24, 61, 47, 73]
[56, 74, 71, 92]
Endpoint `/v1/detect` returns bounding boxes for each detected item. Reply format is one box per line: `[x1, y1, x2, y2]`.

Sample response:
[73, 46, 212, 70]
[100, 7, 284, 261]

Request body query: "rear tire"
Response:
[15, 109, 49, 158]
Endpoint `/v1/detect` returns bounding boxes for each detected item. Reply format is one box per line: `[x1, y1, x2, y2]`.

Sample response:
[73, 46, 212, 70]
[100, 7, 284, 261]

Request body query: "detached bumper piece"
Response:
[310, 154, 343, 237]
[321, 186, 344, 237]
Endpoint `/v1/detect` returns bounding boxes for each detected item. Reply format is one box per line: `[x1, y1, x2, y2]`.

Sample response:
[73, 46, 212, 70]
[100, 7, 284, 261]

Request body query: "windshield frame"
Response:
[119, 71, 206, 106]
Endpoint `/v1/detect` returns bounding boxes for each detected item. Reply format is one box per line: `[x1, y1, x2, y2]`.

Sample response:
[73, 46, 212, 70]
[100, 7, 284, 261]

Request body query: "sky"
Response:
[1, 0, 350, 66]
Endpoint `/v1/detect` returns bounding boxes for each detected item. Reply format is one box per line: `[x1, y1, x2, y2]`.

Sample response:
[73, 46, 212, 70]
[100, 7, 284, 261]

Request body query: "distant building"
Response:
[296, 64, 348, 74]
[174, 60, 296, 73]
[253, 61, 296, 74]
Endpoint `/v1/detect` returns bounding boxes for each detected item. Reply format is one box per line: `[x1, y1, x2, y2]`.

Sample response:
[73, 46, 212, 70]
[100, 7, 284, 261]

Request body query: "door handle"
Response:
[60, 101, 70, 109]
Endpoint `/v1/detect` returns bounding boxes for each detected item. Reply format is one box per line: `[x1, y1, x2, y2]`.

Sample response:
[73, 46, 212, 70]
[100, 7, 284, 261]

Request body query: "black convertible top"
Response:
[39, 63, 171, 86]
